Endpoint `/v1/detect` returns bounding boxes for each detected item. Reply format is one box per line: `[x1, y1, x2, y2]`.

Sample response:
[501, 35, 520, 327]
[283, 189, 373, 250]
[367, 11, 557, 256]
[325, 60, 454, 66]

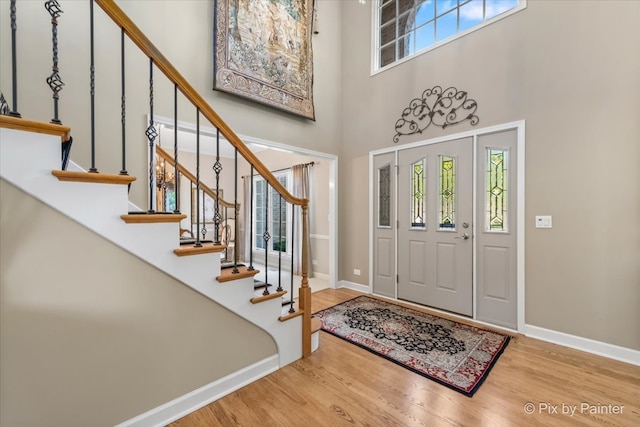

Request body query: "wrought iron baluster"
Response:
[289, 208, 296, 313]
[248, 165, 255, 271]
[190, 181, 195, 237]
[44, 0, 71, 170]
[0, 93, 9, 116]
[232, 149, 239, 274]
[194, 109, 202, 247]
[276, 194, 283, 292]
[145, 58, 157, 211]
[119, 28, 128, 176]
[88, 0, 97, 173]
[199, 133, 207, 243]
[221, 207, 228, 261]
[201, 188, 207, 241]
[173, 84, 180, 213]
[262, 181, 270, 295]
[8, 0, 20, 117]
[45, 0, 64, 124]
[213, 129, 222, 245]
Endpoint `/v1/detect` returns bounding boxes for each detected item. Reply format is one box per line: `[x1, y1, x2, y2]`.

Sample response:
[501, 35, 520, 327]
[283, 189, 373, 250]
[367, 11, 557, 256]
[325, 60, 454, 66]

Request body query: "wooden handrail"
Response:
[156, 146, 236, 210]
[95, 0, 306, 210]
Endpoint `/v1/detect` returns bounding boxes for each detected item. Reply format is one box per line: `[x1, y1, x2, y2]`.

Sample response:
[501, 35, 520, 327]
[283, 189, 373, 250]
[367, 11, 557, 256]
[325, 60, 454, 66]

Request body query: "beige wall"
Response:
[0, 180, 277, 427]
[340, 1, 640, 350]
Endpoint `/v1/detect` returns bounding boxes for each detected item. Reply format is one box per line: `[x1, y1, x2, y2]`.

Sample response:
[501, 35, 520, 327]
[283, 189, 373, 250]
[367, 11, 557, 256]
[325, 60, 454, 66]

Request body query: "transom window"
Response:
[375, 0, 524, 71]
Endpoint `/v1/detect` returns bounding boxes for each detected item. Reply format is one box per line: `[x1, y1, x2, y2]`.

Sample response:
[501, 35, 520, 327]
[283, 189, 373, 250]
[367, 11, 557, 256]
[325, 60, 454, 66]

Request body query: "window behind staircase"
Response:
[254, 171, 291, 255]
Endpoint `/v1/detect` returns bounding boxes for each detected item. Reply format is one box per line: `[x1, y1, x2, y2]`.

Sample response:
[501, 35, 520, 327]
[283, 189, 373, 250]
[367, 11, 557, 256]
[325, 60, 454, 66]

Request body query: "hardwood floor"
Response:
[171, 288, 640, 426]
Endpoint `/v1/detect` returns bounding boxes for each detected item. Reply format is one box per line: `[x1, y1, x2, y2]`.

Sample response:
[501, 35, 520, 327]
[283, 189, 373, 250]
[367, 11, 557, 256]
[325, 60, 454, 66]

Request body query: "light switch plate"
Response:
[535, 215, 552, 228]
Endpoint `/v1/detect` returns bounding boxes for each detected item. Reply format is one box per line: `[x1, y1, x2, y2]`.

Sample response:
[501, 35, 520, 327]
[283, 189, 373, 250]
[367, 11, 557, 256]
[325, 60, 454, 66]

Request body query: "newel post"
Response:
[300, 202, 312, 358]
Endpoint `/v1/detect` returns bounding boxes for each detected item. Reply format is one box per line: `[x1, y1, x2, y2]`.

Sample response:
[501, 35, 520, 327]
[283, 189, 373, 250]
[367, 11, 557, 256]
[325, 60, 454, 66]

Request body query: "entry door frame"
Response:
[368, 120, 526, 332]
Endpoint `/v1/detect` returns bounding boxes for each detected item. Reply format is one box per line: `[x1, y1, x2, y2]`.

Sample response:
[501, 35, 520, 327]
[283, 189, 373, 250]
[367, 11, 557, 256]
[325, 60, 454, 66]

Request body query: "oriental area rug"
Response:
[314, 296, 510, 397]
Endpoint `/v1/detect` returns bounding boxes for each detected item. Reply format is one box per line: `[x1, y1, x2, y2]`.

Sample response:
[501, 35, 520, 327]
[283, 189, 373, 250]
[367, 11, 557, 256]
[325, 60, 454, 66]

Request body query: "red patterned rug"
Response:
[314, 295, 510, 397]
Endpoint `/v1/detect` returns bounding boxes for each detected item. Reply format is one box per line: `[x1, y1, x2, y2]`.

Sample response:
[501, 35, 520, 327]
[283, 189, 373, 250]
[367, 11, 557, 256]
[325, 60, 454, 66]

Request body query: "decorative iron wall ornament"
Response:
[393, 86, 479, 143]
[213, 0, 315, 120]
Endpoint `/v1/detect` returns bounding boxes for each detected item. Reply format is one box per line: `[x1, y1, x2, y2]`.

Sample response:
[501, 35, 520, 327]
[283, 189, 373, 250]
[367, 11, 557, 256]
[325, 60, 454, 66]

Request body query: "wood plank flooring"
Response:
[171, 288, 640, 426]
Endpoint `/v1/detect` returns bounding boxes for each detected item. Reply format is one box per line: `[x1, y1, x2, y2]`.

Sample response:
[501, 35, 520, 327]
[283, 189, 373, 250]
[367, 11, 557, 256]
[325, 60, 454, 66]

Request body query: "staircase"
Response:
[0, 125, 312, 366]
[0, 0, 317, 424]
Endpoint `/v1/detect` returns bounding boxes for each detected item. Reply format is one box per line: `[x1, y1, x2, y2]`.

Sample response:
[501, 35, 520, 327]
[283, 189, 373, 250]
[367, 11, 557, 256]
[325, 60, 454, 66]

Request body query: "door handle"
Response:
[455, 233, 470, 240]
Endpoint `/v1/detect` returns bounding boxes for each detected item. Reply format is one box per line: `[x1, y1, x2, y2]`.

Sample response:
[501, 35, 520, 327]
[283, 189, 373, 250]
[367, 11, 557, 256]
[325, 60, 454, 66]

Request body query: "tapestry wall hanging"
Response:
[213, 0, 316, 120]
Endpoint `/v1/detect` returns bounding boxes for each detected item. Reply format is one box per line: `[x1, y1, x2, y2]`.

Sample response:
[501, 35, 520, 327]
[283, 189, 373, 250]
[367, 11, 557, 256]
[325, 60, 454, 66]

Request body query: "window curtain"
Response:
[292, 163, 313, 278]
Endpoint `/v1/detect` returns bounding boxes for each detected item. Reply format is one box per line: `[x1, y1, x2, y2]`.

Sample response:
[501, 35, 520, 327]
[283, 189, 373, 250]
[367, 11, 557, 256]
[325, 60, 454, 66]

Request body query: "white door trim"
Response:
[369, 120, 525, 332]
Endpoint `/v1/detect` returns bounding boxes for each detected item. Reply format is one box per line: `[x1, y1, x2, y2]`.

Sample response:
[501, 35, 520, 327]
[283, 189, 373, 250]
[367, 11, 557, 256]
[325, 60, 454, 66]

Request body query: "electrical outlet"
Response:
[354, 269, 361, 276]
[312, 259, 318, 266]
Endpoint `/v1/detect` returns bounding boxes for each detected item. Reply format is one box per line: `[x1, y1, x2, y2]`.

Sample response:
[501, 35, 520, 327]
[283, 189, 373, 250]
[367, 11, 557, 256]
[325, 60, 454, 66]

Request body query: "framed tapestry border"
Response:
[213, 0, 316, 120]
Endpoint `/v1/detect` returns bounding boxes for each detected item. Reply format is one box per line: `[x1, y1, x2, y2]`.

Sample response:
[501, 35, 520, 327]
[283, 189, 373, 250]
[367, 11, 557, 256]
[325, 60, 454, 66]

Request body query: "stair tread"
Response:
[217, 265, 260, 282]
[250, 290, 287, 304]
[0, 115, 70, 141]
[122, 213, 187, 223]
[279, 309, 303, 322]
[52, 170, 136, 185]
[281, 297, 298, 313]
[174, 242, 226, 257]
[311, 316, 322, 333]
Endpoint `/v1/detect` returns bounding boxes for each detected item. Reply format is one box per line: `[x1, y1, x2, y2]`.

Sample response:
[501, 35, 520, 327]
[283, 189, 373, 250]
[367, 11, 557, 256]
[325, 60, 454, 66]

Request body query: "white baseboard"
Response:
[312, 271, 330, 282]
[115, 355, 279, 427]
[337, 280, 370, 294]
[524, 324, 640, 367]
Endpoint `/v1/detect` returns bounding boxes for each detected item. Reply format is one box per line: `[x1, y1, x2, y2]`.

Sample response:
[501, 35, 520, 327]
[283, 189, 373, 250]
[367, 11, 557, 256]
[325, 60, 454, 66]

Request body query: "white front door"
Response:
[397, 137, 473, 316]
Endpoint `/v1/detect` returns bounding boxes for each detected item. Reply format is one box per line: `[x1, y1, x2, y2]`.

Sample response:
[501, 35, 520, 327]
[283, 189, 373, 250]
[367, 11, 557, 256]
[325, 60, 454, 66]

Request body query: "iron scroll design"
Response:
[393, 86, 479, 143]
[0, 92, 9, 115]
